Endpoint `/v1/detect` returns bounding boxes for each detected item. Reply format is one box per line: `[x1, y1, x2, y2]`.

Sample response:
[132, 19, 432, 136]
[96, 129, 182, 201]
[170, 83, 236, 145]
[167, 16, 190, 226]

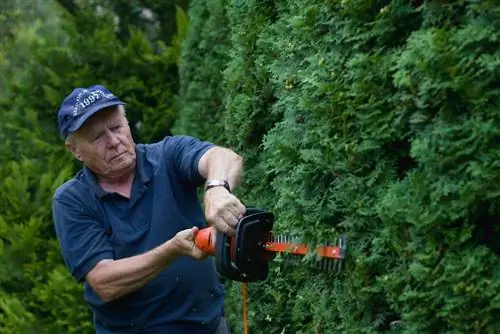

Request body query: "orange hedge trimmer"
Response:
[194, 207, 347, 333]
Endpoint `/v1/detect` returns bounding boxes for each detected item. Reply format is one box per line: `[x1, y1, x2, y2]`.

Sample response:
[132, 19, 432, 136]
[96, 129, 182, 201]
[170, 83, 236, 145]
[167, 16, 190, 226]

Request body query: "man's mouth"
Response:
[110, 152, 125, 160]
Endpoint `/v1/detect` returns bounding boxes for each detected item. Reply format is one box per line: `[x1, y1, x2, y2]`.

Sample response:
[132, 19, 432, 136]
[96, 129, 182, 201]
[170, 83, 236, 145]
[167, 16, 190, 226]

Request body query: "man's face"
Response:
[66, 106, 136, 180]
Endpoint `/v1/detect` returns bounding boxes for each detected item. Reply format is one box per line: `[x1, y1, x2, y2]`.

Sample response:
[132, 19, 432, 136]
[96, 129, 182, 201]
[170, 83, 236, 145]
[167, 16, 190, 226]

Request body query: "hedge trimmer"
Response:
[194, 207, 348, 333]
[195, 207, 347, 281]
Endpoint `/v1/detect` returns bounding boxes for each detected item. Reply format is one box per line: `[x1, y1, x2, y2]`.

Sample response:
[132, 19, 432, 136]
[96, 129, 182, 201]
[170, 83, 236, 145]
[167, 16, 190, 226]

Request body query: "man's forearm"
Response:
[201, 147, 244, 190]
[86, 239, 179, 302]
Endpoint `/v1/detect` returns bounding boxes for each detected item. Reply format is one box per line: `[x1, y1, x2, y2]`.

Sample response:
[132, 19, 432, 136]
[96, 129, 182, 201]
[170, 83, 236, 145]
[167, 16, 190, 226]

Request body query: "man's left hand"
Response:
[204, 187, 246, 237]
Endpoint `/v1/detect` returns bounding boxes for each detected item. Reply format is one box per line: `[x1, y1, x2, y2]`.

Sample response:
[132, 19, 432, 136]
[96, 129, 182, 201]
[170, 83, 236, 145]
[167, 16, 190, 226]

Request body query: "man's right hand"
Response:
[172, 227, 209, 260]
[85, 226, 209, 303]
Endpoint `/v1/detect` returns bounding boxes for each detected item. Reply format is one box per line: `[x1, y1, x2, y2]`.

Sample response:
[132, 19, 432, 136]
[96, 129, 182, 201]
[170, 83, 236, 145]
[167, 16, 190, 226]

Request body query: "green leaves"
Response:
[178, 0, 500, 332]
[0, 0, 188, 332]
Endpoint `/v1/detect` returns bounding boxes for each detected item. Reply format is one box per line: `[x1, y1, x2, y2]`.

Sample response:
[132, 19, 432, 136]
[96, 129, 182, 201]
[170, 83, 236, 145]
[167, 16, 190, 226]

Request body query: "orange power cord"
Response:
[193, 227, 249, 333]
[242, 282, 248, 334]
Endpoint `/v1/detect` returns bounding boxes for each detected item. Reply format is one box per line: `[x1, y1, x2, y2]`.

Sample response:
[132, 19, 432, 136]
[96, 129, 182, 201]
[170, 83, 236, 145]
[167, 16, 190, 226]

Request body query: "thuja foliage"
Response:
[177, 0, 500, 333]
[176, 0, 232, 144]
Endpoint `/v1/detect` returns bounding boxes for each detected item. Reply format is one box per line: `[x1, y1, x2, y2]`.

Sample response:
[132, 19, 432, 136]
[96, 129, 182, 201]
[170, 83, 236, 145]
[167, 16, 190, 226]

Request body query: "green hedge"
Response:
[176, 0, 500, 333]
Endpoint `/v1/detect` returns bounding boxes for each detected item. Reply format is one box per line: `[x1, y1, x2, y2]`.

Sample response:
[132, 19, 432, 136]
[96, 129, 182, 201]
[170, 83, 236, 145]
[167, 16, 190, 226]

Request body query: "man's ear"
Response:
[65, 140, 83, 161]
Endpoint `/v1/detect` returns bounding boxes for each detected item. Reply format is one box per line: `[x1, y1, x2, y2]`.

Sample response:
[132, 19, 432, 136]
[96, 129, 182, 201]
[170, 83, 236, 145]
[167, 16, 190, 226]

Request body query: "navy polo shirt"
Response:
[52, 135, 225, 333]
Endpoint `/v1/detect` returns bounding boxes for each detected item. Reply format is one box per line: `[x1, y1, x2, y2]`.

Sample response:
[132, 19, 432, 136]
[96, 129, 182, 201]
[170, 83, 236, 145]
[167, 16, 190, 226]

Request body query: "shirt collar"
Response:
[83, 145, 153, 200]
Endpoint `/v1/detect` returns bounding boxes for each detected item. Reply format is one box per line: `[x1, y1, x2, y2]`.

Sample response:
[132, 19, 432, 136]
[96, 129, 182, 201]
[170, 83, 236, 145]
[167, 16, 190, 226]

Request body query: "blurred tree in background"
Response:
[0, 0, 187, 332]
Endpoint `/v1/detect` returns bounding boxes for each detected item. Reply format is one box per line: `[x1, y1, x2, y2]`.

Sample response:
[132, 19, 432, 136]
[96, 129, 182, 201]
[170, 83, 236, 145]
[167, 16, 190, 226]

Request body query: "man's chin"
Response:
[104, 158, 136, 175]
[116, 157, 136, 170]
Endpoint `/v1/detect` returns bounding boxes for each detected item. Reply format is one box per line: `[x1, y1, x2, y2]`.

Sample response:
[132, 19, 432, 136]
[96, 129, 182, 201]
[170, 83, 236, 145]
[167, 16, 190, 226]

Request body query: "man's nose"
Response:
[105, 130, 120, 147]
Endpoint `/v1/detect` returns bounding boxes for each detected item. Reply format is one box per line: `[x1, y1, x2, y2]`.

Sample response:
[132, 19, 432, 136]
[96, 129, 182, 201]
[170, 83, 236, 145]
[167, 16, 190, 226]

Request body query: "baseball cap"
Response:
[57, 84, 126, 139]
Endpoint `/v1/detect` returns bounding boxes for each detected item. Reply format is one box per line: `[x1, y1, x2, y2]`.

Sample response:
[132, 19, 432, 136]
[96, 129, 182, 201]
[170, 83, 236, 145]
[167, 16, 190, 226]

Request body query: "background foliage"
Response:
[0, 0, 187, 332]
[0, 0, 499, 333]
[176, 0, 500, 333]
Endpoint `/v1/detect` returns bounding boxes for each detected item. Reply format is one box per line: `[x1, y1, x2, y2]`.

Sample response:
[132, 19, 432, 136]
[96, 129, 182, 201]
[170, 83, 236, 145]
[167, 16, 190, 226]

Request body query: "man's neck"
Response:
[99, 170, 135, 198]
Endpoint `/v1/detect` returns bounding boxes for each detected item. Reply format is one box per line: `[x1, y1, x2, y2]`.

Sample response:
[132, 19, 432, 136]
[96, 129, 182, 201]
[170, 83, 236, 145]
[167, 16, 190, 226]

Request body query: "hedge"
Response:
[176, 0, 500, 333]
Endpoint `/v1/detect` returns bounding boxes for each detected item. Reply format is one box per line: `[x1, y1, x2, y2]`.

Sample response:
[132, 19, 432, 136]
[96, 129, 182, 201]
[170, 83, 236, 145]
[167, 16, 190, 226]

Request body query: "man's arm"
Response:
[86, 227, 204, 302]
[53, 196, 206, 303]
[198, 146, 244, 190]
[86, 238, 178, 302]
[198, 146, 247, 236]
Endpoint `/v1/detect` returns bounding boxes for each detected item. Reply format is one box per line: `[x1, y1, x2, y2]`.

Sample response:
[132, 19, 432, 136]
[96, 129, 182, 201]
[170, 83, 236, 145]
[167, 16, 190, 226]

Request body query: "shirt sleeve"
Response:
[52, 197, 114, 283]
[163, 135, 215, 186]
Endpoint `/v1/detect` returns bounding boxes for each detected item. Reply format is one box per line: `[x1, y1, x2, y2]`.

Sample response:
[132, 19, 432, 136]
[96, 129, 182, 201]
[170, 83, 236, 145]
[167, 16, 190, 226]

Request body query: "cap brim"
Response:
[67, 101, 126, 135]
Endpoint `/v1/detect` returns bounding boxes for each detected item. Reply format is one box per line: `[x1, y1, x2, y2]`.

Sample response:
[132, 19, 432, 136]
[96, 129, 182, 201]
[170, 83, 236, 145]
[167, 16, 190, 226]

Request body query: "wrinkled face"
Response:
[66, 106, 136, 180]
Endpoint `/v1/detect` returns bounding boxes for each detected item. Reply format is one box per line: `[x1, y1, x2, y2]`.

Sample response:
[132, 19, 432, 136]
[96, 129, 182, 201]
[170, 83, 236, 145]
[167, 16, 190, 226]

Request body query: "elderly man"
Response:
[52, 85, 246, 333]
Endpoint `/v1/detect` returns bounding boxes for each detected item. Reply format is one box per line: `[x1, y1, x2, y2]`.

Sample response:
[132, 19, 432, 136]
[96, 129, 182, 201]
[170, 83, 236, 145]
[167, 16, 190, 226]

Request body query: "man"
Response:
[52, 84, 246, 333]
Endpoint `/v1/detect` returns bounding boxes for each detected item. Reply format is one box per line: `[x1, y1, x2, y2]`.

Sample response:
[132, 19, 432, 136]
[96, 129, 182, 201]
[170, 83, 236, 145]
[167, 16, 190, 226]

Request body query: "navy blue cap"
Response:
[57, 84, 126, 139]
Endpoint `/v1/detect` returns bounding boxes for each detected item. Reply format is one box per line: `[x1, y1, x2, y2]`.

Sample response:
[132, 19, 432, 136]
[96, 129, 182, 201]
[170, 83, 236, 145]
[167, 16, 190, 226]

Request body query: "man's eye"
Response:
[111, 125, 121, 131]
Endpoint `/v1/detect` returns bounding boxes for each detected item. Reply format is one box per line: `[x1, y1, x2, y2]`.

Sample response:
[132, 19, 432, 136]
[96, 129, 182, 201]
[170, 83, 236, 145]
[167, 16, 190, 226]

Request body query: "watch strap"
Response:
[205, 180, 231, 193]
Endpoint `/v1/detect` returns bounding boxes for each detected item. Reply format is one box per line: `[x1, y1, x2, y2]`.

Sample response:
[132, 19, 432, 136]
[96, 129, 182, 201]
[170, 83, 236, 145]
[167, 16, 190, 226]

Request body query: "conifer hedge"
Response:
[176, 0, 500, 333]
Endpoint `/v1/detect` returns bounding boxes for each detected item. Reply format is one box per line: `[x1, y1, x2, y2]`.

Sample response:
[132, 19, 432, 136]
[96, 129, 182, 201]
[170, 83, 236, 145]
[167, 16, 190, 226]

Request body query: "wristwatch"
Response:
[204, 180, 231, 193]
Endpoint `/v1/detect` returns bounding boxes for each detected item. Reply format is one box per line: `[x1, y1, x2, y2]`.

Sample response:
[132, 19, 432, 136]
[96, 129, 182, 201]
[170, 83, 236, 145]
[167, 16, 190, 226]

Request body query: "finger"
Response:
[225, 205, 241, 220]
[222, 195, 246, 218]
[205, 203, 226, 224]
[235, 201, 246, 218]
[212, 216, 235, 236]
[184, 227, 198, 242]
[176, 229, 190, 239]
[224, 199, 245, 219]
[225, 218, 237, 236]
[226, 226, 236, 237]
[211, 215, 236, 236]
[192, 246, 209, 259]
[220, 209, 239, 229]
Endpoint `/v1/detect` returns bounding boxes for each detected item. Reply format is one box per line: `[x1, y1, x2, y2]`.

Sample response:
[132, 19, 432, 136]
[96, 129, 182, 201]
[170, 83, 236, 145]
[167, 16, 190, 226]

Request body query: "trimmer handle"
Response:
[194, 207, 275, 283]
[194, 226, 217, 256]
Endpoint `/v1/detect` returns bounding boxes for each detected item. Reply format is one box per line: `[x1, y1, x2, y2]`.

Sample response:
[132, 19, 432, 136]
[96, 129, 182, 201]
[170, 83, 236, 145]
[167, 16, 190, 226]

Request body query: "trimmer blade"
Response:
[269, 234, 348, 273]
[316, 234, 347, 273]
